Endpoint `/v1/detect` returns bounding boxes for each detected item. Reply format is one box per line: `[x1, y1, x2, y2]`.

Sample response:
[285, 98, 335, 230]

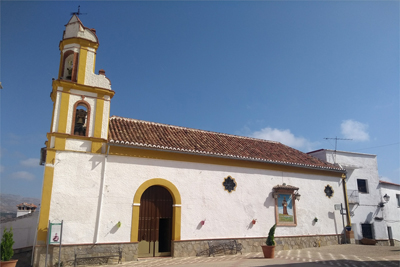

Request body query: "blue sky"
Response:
[1, 1, 399, 198]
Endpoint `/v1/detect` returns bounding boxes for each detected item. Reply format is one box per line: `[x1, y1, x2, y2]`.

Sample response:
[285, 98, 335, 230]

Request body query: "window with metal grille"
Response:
[397, 194, 400, 207]
[361, 223, 373, 239]
[357, 179, 368, 193]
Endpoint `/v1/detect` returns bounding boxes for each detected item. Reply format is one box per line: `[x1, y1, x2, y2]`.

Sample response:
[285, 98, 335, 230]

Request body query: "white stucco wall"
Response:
[101, 98, 110, 139]
[49, 151, 105, 244]
[49, 150, 344, 244]
[83, 48, 112, 90]
[65, 139, 91, 152]
[0, 212, 39, 249]
[51, 89, 62, 134]
[309, 150, 388, 240]
[63, 16, 97, 43]
[380, 183, 400, 241]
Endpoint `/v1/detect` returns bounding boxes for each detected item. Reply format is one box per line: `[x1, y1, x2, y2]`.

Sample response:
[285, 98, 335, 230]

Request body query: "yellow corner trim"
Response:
[77, 47, 88, 84]
[37, 164, 55, 242]
[131, 179, 182, 242]
[57, 89, 70, 134]
[94, 96, 104, 138]
[91, 141, 103, 154]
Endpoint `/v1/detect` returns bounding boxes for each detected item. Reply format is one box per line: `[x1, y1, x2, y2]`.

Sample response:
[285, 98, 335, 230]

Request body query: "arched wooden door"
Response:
[137, 186, 173, 257]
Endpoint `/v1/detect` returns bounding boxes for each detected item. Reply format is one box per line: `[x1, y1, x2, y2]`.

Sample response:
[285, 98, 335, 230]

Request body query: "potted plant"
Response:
[261, 224, 276, 258]
[0, 228, 18, 267]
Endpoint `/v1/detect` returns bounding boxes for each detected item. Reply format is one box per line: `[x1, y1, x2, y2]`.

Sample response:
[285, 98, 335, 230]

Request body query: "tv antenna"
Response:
[323, 137, 352, 163]
[71, 5, 87, 17]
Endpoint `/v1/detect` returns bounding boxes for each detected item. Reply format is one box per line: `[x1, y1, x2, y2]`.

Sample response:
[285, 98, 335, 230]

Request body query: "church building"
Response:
[34, 15, 350, 266]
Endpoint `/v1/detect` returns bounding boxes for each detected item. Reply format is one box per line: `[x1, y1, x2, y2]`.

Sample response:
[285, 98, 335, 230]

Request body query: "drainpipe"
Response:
[94, 144, 110, 244]
[341, 172, 352, 226]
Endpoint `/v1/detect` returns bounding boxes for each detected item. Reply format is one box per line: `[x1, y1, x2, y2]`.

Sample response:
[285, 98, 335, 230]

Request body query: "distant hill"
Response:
[0, 194, 40, 214]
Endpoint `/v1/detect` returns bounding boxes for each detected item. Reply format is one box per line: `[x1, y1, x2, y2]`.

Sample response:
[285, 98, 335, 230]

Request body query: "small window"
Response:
[397, 194, 400, 207]
[357, 179, 368, 193]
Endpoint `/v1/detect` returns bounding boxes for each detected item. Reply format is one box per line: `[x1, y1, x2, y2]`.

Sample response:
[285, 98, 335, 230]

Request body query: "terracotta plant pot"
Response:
[0, 260, 18, 267]
[261, 245, 275, 258]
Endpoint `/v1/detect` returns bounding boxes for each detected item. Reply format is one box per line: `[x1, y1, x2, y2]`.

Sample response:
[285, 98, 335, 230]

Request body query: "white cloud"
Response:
[250, 127, 316, 151]
[341, 120, 369, 141]
[10, 171, 35, 181]
[20, 158, 40, 168]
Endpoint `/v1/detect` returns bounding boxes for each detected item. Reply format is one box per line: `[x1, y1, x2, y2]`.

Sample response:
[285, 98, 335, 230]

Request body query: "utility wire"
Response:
[354, 142, 399, 152]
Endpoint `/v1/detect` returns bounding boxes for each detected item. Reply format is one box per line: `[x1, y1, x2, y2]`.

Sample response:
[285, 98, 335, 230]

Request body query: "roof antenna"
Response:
[71, 5, 87, 17]
[323, 137, 352, 163]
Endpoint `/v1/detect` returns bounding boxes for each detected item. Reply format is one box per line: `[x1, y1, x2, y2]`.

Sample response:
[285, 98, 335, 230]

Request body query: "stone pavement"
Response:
[102, 245, 400, 267]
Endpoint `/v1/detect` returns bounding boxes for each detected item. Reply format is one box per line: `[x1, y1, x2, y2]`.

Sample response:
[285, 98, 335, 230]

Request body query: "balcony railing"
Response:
[348, 190, 359, 204]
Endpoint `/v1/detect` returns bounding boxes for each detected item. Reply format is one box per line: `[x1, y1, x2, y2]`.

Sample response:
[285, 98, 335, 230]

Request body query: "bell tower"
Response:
[48, 15, 115, 154]
[37, 15, 115, 244]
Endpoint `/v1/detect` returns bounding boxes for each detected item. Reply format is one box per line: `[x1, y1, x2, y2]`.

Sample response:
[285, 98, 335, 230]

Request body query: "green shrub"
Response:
[266, 224, 276, 246]
[1, 227, 15, 261]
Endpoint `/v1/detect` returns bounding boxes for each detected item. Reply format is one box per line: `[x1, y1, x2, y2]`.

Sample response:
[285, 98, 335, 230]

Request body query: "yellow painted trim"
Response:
[342, 174, 352, 226]
[47, 132, 107, 142]
[52, 80, 115, 99]
[131, 179, 182, 242]
[54, 136, 67, 151]
[58, 52, 63, 80]
[91, 141, 104, 154]
[94, 95, 104, 138]
[110, 146, 344, 178]
[93, 52, 96, 73]
[172, 206, 181, 241]
[131, 206, 140, 242]
[50, 101, 56, 133]
[37, 151, 56, 243]
[59, 38, 99, 52]
[77, 47, 88, 84]
[57, 89, 70, 134]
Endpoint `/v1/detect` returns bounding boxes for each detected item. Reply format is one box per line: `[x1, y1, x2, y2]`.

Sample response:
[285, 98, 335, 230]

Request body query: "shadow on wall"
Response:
[263, 192, 274, 209]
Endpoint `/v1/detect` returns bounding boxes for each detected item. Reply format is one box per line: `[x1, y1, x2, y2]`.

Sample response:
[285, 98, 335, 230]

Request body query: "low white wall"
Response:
[0, 212, 39, 249]
[48, 150, 344, 244]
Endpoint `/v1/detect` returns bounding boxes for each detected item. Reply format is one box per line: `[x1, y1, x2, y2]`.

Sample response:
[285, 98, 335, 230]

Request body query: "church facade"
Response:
[34, 15, 350, 266]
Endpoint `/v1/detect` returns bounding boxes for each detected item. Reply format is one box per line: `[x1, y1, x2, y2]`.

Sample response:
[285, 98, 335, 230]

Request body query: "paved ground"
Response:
[102, 245, 400, 267]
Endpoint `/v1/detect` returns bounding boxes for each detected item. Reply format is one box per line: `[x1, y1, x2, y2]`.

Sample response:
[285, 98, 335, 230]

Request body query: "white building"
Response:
[33, 15, 351, 266]
[16, 203, 38, 217]
[308, 149, 399, 245]
[379, 180, 400, 245]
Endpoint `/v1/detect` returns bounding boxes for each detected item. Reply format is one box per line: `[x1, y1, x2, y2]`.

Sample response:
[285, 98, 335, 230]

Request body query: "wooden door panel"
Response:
[138, 186, 173, 257]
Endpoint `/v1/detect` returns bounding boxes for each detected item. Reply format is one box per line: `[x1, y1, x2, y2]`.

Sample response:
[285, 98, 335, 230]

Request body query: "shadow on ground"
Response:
[252, 259, 400, 267]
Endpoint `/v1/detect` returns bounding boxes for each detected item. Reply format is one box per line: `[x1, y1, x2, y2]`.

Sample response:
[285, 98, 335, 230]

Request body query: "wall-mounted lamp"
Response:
[378, 194, 390, 207]
[294, 191, 301, 201]
[383, 194, 390, 202]
[273, 192, 278, 199]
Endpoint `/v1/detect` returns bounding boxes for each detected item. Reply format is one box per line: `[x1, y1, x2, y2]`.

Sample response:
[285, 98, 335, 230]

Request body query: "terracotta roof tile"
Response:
[108, 116, 343, 172]
[17, 203, 37, 208]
